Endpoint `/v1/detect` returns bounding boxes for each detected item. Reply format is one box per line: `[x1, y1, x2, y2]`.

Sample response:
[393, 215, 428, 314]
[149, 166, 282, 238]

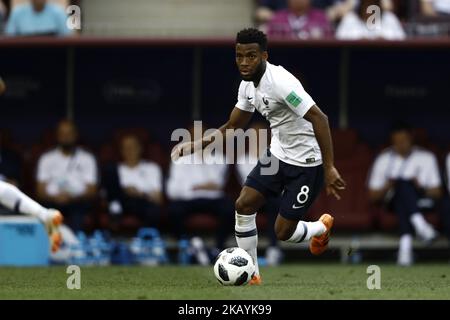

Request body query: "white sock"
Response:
[285, 220, 326, 243]
[235, 212, 259, 275]
[398, 234, 413, 266]
[0, 181, 48, 222]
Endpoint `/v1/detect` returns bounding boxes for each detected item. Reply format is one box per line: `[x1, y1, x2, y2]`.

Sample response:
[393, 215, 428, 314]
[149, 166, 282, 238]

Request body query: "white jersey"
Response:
[368, 146, 441, 190]
[235, 61, 321, 167]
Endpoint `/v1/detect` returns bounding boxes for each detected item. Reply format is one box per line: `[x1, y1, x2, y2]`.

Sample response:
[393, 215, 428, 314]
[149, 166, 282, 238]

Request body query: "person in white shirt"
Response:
[172, 28, 345, 284]
[104, 134, 163, 230]
[336, 0, 406, 40]
[368, 122, 442, 266]
[421, 0, 450, 16]
[236, 121, 282, 266]
[167, 125, 234, 251]
[36, 120, 98, 231]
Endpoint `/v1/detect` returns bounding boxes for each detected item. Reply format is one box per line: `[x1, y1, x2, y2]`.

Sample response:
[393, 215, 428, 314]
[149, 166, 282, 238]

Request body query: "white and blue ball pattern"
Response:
[213, 247, 256, 286]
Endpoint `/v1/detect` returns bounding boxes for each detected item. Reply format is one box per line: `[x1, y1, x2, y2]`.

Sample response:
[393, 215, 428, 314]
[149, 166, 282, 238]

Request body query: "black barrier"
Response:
[0, 38, 449, 147]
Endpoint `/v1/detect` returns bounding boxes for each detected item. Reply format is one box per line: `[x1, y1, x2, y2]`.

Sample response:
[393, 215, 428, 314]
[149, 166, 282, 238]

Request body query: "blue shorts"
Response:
[244, 149, 324, 221]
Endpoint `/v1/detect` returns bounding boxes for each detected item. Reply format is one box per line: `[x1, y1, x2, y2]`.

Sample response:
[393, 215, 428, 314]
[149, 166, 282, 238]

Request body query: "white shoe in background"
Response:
[266, 246, 282, 266]
[190, 237, 210, 266]
[418, 223, 438, 244]
[410, 213, 438, 244]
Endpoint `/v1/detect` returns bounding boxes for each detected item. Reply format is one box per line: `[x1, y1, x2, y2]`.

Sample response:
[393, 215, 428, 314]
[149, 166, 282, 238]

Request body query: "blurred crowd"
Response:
[256, 0, 450, 39]
[1, 0, 450, 39]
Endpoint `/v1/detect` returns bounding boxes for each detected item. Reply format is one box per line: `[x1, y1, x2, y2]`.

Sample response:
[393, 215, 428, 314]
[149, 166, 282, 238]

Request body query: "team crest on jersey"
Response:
[286, 91, 302, 107]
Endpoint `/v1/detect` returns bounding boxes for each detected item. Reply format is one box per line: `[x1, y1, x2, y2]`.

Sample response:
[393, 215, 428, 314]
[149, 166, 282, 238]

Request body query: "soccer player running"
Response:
[0, 76, 63, 253]
[171, 28, 346, 285]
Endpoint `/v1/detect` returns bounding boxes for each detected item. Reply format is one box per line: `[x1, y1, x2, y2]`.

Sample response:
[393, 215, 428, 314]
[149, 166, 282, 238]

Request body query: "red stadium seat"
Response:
[185, 213, 219, 232]
[98, 143, 119, 165]
[331, 128, 359, 160]
[307, 129, 375, 231]
[145, 143, 169, 171]
[256, 212, 269, 231]
[308, 165, 373, 231]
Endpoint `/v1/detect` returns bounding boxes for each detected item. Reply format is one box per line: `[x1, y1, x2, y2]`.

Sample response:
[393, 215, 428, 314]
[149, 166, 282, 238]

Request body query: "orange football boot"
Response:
[249, 274, 262, 285]
[309, 213, 334, 256]
[45, 209, 64, 253]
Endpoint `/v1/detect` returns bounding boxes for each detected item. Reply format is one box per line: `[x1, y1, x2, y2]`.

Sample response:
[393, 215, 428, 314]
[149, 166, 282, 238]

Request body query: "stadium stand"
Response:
[80, 0, 254, 37]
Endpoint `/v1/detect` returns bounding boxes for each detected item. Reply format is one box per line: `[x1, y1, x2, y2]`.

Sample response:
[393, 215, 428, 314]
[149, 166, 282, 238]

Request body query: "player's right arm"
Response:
[171, 107, 253, 161]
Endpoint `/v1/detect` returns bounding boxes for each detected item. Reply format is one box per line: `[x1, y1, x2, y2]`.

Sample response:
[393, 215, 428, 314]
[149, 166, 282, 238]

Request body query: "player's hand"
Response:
[324, 166, 346, 200]
[170, 141, 195, 162]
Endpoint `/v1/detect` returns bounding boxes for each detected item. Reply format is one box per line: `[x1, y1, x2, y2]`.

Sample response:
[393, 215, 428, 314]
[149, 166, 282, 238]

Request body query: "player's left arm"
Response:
[304, 105, 346, 200]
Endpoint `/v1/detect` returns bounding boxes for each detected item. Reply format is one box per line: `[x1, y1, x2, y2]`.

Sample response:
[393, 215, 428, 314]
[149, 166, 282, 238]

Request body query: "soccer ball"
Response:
[213, 247, 255, 286]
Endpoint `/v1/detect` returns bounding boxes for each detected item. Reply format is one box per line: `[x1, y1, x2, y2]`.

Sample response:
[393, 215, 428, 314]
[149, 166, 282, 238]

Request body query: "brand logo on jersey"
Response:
[247, 96, 253, 101]
[262, 96, 269, 106]
[286, 91, 302, 107]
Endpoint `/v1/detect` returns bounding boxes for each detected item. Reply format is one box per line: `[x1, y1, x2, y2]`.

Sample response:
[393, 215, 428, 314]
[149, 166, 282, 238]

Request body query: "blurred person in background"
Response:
[36, 120, 97, 232]
[256, 0, 356, 26]
[167, 124, 234, 252]
[235, 121, 282, 266]
[266, 0, 334, 39]
[321, 0, 357, 23]
[104, 134, 163, 231]
[420, 0, 450, 17]
[5, 0, 71, 36]
[336, 0, 406, 40]
[368, 122, 443, 266]
[255, 0, 287, 27]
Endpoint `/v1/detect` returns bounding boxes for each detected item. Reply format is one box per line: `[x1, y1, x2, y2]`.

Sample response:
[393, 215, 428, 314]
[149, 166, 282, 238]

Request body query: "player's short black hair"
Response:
[390, 120, 412, 134]
[236, 28, 268, 51]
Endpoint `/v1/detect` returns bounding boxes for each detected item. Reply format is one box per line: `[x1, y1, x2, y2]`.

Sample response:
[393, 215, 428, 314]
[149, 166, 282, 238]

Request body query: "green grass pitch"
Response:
[0, 264, 449, 299]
